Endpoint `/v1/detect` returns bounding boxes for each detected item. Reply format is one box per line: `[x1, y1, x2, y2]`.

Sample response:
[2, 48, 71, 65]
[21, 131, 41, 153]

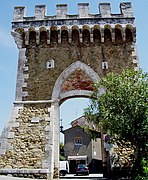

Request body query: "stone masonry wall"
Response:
[24, 41, 135, 101]
[0, 104, 51, 170]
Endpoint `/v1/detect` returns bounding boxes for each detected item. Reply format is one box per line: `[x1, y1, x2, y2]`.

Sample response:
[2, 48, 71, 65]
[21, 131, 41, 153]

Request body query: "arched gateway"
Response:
[52, 61, 100, 100]
[0, 2, 139, 179]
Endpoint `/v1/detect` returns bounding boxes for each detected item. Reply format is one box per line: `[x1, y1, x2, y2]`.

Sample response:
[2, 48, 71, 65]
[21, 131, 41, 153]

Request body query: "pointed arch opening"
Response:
[52, 61, 100, 102]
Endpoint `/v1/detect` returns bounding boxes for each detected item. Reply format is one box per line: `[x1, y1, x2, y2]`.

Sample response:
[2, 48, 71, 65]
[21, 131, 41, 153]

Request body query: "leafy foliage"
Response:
[59, 142, 65, 161]
[135, 158, 148, 180]
[84, 69, 148, 178]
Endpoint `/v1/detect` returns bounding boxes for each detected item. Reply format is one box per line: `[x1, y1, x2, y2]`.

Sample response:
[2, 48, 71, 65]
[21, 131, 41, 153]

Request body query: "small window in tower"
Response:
[102, 62, 108, 69]
[74, 137, 82, 145]
[46, 59, 55, 69]
[31, 117, 40, 123]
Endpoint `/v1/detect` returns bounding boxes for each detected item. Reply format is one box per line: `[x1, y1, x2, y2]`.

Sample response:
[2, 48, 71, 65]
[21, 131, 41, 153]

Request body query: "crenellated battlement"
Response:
[11, 2, 136, 49]
[13, 2, 133, 22]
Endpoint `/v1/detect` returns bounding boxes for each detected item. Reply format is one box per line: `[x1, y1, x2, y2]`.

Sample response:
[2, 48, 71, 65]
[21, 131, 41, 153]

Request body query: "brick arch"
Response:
[52, 61, 100, 100]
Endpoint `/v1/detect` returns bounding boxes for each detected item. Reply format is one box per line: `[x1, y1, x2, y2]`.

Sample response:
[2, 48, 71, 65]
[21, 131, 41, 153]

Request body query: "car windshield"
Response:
[78, 164, 87, 168]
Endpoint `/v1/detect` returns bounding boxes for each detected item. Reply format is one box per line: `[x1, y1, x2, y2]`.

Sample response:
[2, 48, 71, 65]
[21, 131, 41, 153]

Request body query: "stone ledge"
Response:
[7, 132, 15, 139]
[0, 149, 6, 155]
[0, 169, 49, 174]
[13, 99, 59, 104]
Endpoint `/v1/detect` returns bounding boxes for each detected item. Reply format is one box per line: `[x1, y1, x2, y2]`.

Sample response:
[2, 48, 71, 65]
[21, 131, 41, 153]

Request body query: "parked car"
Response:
[76, 164, 89, 175]
[59, 161, 69, 176]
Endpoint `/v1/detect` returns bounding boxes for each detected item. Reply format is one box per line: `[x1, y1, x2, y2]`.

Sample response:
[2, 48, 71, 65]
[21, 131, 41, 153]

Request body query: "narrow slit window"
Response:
[46, 59, 55, 69]
[102, 62, 108, 69]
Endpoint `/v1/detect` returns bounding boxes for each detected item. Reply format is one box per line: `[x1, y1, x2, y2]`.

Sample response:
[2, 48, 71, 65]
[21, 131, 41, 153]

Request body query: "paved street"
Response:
[60, 173, 105, 179]
[0, 174, 104, 180]
[0, 176, 37, 180]
[61, 173, 103, 178]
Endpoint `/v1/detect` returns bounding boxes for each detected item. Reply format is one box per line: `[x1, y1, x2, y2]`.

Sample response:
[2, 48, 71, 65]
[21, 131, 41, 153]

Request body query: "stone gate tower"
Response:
[0, 2, 139, 179]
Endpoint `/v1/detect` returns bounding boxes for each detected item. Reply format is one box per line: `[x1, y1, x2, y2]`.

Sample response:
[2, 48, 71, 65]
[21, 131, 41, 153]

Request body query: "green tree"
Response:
[84, 69, 148, 178]
[59, 142, 65, 161]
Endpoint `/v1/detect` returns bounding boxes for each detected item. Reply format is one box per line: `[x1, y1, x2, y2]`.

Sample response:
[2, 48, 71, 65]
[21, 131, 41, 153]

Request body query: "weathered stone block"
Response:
[35, 5, 46, 20]
[45, 125, 50, 132]
[13, 6, 25, 21]
[78, 3, 89, 18]
[31, 117, 40, 123]
[99, 3, 111, 17]
[7, 132, 15, 139]
[12, 122, 20, 128]
[0, 149, 6, 155]
[56, 4, 67, 18]
[120, 2, 133, 17]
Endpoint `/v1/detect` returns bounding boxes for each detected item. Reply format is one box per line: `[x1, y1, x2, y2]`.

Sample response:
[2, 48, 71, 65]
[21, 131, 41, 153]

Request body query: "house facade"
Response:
[64, 116, 102, 173]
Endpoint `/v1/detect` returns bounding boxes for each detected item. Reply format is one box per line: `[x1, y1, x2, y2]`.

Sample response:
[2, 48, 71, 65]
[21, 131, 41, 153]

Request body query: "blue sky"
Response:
[0, 0, 148, 133]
